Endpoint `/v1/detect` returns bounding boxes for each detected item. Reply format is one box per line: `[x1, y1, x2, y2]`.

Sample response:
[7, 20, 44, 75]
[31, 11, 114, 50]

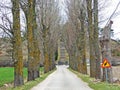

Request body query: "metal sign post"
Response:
[105, 68, 108, 83]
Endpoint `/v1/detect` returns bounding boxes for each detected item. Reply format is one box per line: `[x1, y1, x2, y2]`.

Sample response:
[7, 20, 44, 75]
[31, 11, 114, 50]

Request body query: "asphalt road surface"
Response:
[31, 65, 93, 90]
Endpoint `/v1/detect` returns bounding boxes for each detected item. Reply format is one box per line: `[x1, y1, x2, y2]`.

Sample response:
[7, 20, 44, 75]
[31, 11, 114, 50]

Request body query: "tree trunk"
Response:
[33, 41, 40, 78]
[12, 0, 24, 87]
[86, 0, 96, 77]
[79, 9, 87, 74]
[27, 0, 35, 81]
[44, 52, 50, 73]
[43, 28, 50, 73]
[93, 0, 101, 79]
[49, 50, 55, 71]
[21, 0, 40, 80]
[33, 0, 40, 79]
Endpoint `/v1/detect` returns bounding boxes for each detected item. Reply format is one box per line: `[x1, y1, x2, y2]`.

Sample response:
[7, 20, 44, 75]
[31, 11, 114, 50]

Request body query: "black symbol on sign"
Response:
[104, 62, 107, 66]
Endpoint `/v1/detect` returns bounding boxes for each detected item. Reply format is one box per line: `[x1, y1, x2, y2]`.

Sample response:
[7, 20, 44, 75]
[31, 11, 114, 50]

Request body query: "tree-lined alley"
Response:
[0, 0, 120, 88]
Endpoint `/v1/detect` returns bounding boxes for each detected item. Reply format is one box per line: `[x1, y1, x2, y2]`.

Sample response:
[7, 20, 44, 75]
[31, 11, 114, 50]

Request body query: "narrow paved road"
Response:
[31, 65, 93, 90]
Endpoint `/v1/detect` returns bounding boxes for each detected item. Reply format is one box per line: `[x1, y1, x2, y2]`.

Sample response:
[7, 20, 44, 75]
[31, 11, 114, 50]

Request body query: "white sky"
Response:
[59, 0, 120, 40]
[99, 0, 120, 39]
[0, 0, 26, 37]
[0, 0, 120, 39]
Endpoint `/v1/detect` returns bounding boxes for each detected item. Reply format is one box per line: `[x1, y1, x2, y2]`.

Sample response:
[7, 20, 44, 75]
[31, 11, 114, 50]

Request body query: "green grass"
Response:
[0, 67, 27, 87]
[69, 68, 120, 90]
[0, 67, 44, 87]
[0, 67, 55, 90]
[11, 70, 55, 90]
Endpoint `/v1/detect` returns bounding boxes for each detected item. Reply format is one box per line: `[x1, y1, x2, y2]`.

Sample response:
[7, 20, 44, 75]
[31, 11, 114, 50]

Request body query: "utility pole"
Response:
[100, 21, 113, 83]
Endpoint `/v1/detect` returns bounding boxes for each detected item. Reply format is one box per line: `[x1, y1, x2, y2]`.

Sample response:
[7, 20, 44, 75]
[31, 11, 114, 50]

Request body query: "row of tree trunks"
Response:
[66, 0, 100, 78]
[44, 47, 56, 73]
[2, 0, 58, 87]
[43, 34, 56, 73]
[64, 0, 101, 79]
[11, 0, 24, 87]
[36, 0, 59, 73]
[64, 0, 87, 75]
[86, 0, 101, 79]
[27, 0, 40, 81]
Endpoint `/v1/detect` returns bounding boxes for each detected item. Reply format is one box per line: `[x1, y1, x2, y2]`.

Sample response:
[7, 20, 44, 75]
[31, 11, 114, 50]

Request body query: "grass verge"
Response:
[9, 68, 56, 90]
[69, 68, 120, 90]
[0, 67, 53, 90]
[0, 67, 27, 87]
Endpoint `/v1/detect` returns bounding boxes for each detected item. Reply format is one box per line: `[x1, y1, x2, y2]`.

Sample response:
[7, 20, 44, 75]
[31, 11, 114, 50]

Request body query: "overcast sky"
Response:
[99, 0, 120, 39]
[59, 0, 120, 40]
[0, 0, 120, 39]
[110, 0, 120, 39]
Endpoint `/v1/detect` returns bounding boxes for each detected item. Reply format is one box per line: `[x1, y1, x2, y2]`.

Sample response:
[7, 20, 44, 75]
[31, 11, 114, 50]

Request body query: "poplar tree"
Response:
[12, 0, 24, 86]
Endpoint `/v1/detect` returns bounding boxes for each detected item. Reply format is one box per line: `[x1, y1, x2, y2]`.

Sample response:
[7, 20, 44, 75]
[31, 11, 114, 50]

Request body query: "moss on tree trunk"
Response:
[12, 0, 24, 87]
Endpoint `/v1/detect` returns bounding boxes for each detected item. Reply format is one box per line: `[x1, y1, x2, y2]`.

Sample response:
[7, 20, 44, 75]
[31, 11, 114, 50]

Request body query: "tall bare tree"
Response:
[32, 0, 41, 79]
[36, 0, 60, 73]
[27, 0, 36, 81]
[11, 0, 24, 86]
[86, 0, 97, 77]
[93, 0, 101, 79]
[65, 0, 87, 74]
[20, 0, 41, 80]
[86, 0, 102, 79]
